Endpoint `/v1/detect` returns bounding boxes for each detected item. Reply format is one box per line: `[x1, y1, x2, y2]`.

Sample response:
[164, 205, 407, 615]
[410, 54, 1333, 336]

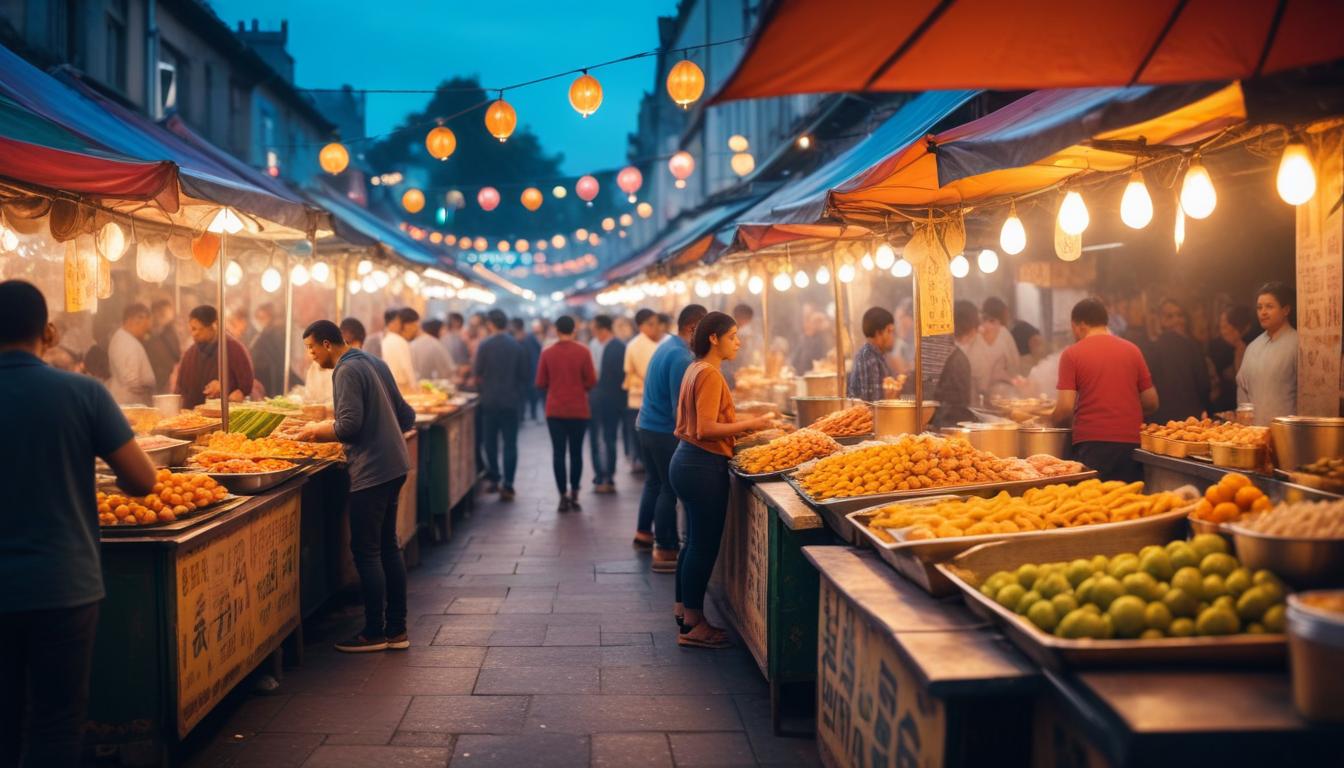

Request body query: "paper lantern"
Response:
[636, 201, 653, 219]
[568, 72, 603, 118]
[551, 234, 566, 248]
[521, 187, 544, 211]
[261, 267, 282, 293]
[136, 235, 170, 283]
[551, 185, 567, 199]
[473, 236, 488, 251]
[619, 213, 633, 227]
[576, 175, 600, 203]
[892, 258, 912, 278]
[730, 152, 755, 177]
[515, 238, 530, 253]
[402, 188, 425, 214]
[1277, 141, 1316, 205]
[575, 228, 589, 240]
[666, 59, 705, 108]
[668, 151, 694, 189]
[949, 254, 970, 278]
[874, 243, 896, 270]
[225, 260, 243, 286]
[319, 142, 349, 174]
[1057, 191, 1089, 235]
[425, 125, 457, 160]
[484, 98, 516, 142]
[191, 232, 220, 268]
[728, 134, 749, 152]
[1000, 204, 1026, 255]
[617, 166, 643, 203]
[477, 187, 500, 212]
[601, 217, 616, 232]
[977, 249, 999, 274]
[311, 261, 330, 283]
[96, 221, 127, 262]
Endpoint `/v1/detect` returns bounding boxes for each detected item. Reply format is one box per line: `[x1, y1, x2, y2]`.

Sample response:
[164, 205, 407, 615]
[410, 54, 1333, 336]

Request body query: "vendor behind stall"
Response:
[930, 300, 980, 429]
[1145, 298, 1210, 423]
[174, 304, 254, 409]
[1237, 282, 1298, 426]
[847, 307, 896, 402]
[1051, 298, 1158, 482]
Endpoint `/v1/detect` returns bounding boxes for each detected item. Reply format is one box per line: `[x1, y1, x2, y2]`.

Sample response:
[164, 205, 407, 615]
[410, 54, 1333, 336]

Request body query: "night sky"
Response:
[210, 0, 679, 176]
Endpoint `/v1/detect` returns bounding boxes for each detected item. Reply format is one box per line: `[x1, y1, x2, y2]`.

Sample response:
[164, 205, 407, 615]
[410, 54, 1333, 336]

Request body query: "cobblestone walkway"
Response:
[186, 420, 820, 767]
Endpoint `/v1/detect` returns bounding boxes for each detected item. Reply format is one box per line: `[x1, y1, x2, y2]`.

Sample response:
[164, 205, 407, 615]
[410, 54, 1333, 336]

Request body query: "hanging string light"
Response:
[636, 201, 653, 219]
[977, 249, 999, 274]
[730, 152, 755, 177]
[619, 213, 633, 227]
[319, 142, 349, 175]
[291, 263, 310, 286]
[838, 262, 856, 284]
[892, 258, 912, 278]
[617, 166, 643, 202]
[728, 135, 749, 152]
[666, 58, 705, 108]
[568, 71, 603, 118]
[484, 95, 517, 142]
[1058, 191, 1090, 236]
[521, 187, 544, 211]
[772, 271, 791, 292]
[551, 234, 566, 248]
[874, 242, 896, 270]
[402, 188, 426, 214]
[1120, 170, 1153, 229]
[576, 175, 600, 203]
[601, 217, 616, 232]
[311, 261, 330, 283]
[747, 274, 764, 294]
[225, 260, 244, 286]
[1179, 156, 1216, 219]
[1000, 202, 1026, 255]
[1276, 140, 1317, 206]
[949, 254, 970, 278]
[551, 185, 568, 199]
[261, 266, 282, 293]
[425, 125, 457, 160]
[668, 151, 695, 189]
[815, 265, 831, 285]
[477, 187, 500, 211]
[794, 270, 809, 288]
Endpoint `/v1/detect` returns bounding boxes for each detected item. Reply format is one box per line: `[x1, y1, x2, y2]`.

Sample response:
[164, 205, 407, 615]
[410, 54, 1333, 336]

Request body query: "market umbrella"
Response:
[713, 0, 1344, 102]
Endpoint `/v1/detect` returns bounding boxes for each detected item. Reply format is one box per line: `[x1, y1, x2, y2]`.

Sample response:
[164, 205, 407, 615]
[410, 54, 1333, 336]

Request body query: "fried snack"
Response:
[866, 479, 1186, 540]
[734, 428, 841, 474]
[203, 432, 344, 460]
[1189, 472, 1271, 524]
[1026, 454, 1087, 477]
[98, 468, 228, 526]
[808, 405, 874, 437]
[1239, 498, 1344, 538]
[797, 434, 1016, 500]
[154, 411, 218, 431]
[1142, 417, 1268, 446]
[190, 451, 296, 473]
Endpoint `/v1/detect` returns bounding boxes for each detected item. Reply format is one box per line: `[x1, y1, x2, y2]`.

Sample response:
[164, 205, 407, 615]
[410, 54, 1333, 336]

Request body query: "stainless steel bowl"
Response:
[1271, 416, 1344, 472]
[792, 397, 863, 429]
[206, 466, 302, 495]
[1228, 525, 1344, 589]
[1019, 426, 1072, 459]
[1209, 441, 1265, 471]
[801, 373, 841, 397]
[872, 399, 938, 437]
[957, 422, 1020, 458]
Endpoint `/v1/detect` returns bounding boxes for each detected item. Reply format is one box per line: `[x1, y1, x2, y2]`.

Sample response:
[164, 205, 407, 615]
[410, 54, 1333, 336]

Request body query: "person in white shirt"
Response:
[623, 310, 665, 473]
[965, 297, 1021, 405]
[108, 303, 156, 404]
[411, 318, 456, 382]
[363, 308, 400, 361]
[1237, 281, 1298, 425]
[380, 308, 417, 393]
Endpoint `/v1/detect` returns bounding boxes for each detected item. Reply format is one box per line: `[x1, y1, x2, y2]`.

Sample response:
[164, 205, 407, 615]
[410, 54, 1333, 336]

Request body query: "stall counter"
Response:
[1135, 449, 1342, 502]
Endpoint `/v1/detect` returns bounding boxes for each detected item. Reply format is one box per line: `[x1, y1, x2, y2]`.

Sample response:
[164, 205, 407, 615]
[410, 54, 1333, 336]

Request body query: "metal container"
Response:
[1209, 441, 1265, 471]
[153, 393, 182, 417]
[1019, 426, 1072, 459]
[1228, 525, 1344, 589]
[1287, 592, 1344, 721]
[801, 373, 840, 397]
[872, 399, 939, 437]
[940, 426, 970, 440]
[1271, 416, 1344, 471]
[792, 397, 862, 429]
[957, 422, 1020, 458]
[205, 465, 303, 495]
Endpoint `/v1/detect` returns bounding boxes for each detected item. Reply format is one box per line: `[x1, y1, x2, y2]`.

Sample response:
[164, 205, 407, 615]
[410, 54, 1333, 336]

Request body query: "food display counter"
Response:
[1135, 449, 1343, 503]
[413, 396, 479, 543]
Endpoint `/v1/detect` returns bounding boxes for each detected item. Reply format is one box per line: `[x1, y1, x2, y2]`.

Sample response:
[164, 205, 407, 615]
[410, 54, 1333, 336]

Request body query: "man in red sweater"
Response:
[535, 315, 596, 512]
[174, 305, 254, 409]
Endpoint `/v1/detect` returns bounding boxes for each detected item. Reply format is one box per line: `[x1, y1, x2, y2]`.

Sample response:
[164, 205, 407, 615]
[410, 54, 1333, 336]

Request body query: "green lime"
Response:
[1035, 573, 1072, 600]
[1236, 587, 1272, 622]
[1100, 614, 1115, 639]
[1196, 606, 1240, 636]
[1123, 572, 1163, 602]
[1057, 609, 1090, 639]
[1190, 533, 1228, 559]
[1108, 595, 1147, 638]
[1162, 588, 1199, 619]
[1202, 574, 1227, 600]
[1172, 567, 1204, 599]
[1246, 622, 1266, 634]
[1140, 550, 1175, 582]
[1213, 595, 1235, 612]
[1079, 603, 1101, 615]
[1075, 577, 1096, 605]
[1224, 568, 1252, 597]
[1140, 628, 1166, 640]
[985, 572, 1012, 594]
[1090, 576, 1124, 610]
[1015, 590, 1043, 615]
[1066, 559, 1093, 587]
[1169, 617, 1196, 637]
[995, 583, 1026, 610]
[1167, 543, 1199, 571]
[1051, 593, 1079, 617]
[1145, 602, 1173, 631]
[1090, 555, 1110, 573]
[1108, 554, 1141, 579]
[1253, 569, 1284, 588]
[1016, 563, 1040, 589]
[1200, 552, 1238, 577]
[1139, 545, 1165, 561]
[1027, 600, 1059, 633]
[1257, 579, 1286, 605]
[980, 583, 997, 597]
[1263, 604, 1287, 633]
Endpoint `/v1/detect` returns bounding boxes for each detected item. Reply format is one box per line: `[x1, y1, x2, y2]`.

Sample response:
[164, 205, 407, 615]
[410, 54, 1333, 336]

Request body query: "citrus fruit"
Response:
[1200, 552, 1238, 577]
[1167, 543, 1199, 571]
[1015, 563, 1039, 589]
[1250, 496, 1272, 513]
[1139, 550, 1174, 581]
[1224, 569, 1251, 597]
[1145, 601, 1173, 631]
[1066, 559, 1093, 587]
[1190, 533, 1228, 559]
[1140, 628, 1165, 640]
[1090, 576, 1124, 610]
[1219, 472, 1251, 491]
[1202, 574, 1227, 599]
[1107, 555, 1140, 580]
[1123, 572, 1163, 602]
[1246, 622, 1266, 634]
[1162, 587, 1199, 618]
[1233, 485, 1264, 509]
[1236, 587, 1273, 621]
[1263, 604, 1286, 633]
[1205, 484, 1233, 505]
[1036, 573, 1071, 600]
[1015, 590, 1043, 614]
[1211, 502, 1242, 522]
[1172, 567, 1204, 598]
[1169, 617, 1196, 637]
[1051, 593, 1079, 617]
[1108, 595, 1147, 638]
[1027, 600, 1058, 633]
[995, 583, 1026, 610]
[1089, 555, 1109, 573]
[1196, 606, 1240, 636]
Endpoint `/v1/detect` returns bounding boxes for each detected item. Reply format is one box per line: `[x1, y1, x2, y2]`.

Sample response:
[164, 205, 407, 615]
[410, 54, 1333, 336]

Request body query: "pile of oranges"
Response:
[98, 469, 228, 526]
[1190, 472, 1271, 524]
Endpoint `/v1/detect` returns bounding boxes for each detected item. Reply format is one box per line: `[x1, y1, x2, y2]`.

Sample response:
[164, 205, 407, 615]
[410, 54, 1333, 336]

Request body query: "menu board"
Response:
[1295, 128, 1344, 416]
[175, 494, 300, 737]
[817, 579, 945, 768]
[916, 249, 954, 336]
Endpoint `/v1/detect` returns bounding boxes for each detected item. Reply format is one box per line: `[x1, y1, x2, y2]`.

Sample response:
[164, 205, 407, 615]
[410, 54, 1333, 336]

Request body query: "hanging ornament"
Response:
[521, 187, 544, 211]
[1120, 171, 1153, 229]
[949, 254, 970, 278]
[772, 272, 791, 292]
[551, 234, 566, 248]
[1057, 191, 1089, 236]
[484, 96, 517, 142]
[617, 166, 643, 202]
[576, 175, 600, 203]
[319, 142, 349, 174]
[191, 232, 221, 268]
[728, 134, 749, 152]
[666, 59, 705, 108]
[747, 275, 764, 294]
[136, 234, 171, 283]
[568, 72, 603, 118]
[1000, 203, 1026, 255]
[401, 188, 425, 214]
[96, 221, 127, 262]
[477, 187, 501, 211]
[1179, 158, 1216, 219]
[425, 125, 457, 160]
[668, 151, 694, 189]
[167, 230, 194, 260]
[225, 260, 243, 286]
[1276, 141, 1316, 206]
[636, 201, 653, 219]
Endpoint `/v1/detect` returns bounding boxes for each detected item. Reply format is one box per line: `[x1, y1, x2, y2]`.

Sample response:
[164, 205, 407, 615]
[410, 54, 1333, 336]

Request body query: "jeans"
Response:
[1074, 441, 1142, 483]
[481, 406, 521, 488]
[589, 401, 621, 484]
[637, 428, 681, 550]
[348, 476, 408, 638]
[668, 441, 730, 610]
[622, 408, 639, 461]
[547, 418, 589, 494]
[0, 601, 100, 768]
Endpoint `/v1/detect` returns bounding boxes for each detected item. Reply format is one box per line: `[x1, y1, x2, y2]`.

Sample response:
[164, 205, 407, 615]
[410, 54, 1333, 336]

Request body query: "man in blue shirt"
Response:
[298, 320, 417, 653]
[0, 280, 157, 766]
[472, 309, 530, 501]
[848, 307, 897, 402]
[635, 304, 706, 573]
[588, 315, 626, 493]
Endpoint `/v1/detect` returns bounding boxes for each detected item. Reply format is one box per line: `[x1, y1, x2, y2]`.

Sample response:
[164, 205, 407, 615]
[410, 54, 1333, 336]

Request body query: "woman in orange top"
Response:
[669, 311, 775, 648]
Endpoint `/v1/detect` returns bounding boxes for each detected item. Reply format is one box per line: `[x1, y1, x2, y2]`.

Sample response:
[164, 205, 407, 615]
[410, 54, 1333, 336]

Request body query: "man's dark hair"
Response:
[189, 305, 218, 326]
[555, 315, 576, 335]
[634, 308, 655, 326]
[593, 314, 614, 331]
[981, 296, 1009, 325]
[677, 304, 708, 334]
[447, 312, 465, 328]
[1071, 298, 1109, 328]
[861, 307, 895, 338]
[384, 308, 401, 324]
[1256, 281, 1294, 312]
[422, 319, 444, 337]
[151, 298, 172, 313]
[123, 302, 150, 322]
[1224, 305, 1254, 332]
[340, 317, 366, 344]
[953, 300, 980, 338]
[657, 313, 672, 327]
[487, 309, 509, 330]
[692, 311, 737, 358]
[303, 319, 344, 346]
[398, 307, 420, 325]
[732, 303, 754, 322]
[0, 279, 48, 345]
[509, 318, 525, 332]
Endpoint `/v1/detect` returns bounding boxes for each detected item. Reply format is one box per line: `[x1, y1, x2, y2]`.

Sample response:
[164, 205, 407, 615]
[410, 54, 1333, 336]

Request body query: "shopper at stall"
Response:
[1051, 298, 1158, 482]
[636, 304, 706, 571]
[1210, 305, 1256, 414]
[340, 317, 366, 349]
[1011, 317, 1044, 370]
[108, 302, 156, 405]
[381, 308, 417, 393]
[517, 318, 543, 422]
[965, 297, 1021, 404]
[535, 315, 596, 511]
[410, 318, 455, 382]
[441, 312, 470, 368]
[1237, 282, 1298, 425]
[623, 309, 663, 474]
[175, 304, 254, 409]
[363, 308, 399, 360]
[474, 309, 530, 501]
[227, 306, 256, 347]
[1145, 298, 1210, 423]
[297, 320, 416, 653]
[670, 311, 776, 648]
[143, 299, 180, 392]
[250, 302, 288, 398]
[930, 300, 980, 429]
[588, 315, 626, 494]
[848, 307, 897, 402]
[0, 279, 157, 767]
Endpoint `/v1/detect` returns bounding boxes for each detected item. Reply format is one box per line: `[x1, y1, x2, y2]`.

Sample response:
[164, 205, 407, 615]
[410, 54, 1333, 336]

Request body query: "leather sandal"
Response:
[677, 622, 731, 649]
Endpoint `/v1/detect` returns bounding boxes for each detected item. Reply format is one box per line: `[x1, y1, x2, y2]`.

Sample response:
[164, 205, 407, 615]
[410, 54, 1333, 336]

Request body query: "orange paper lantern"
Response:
[425, 125, 457, 160]
[484, 98, 517, 142]
[568, 73, 603, 118]
[402, 188, 426, 214]
[666, 59, 705, 108]
[668, 151, 695, 189]
[318, 142, 349, 174]
[520, 187, 543, 211]
[477, 187, 500, 211]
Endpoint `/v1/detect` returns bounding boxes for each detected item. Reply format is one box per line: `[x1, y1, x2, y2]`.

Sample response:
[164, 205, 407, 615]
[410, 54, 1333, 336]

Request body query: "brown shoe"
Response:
[651, 547, 679, 573]
[595, 483, 616, 494]
[632, 531, 654, 549]
[499, 487, 516, 502]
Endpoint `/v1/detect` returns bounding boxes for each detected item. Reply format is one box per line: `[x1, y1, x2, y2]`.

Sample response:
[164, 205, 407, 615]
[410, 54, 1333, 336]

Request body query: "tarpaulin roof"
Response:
[307, 188, 473, 286]
[713, 0, 1344, 102]
[603, 196, 762, 281]
[830, 82, 1246, 219]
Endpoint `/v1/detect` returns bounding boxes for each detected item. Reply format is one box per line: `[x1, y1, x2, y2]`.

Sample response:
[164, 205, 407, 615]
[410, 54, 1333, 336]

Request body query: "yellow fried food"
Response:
[204, 432, 344, 460]
[1142, 417, 1268, 446]
[734, 428, 841, 474]
[808, 405, 874, 437]
[797, 434, 1012, 499]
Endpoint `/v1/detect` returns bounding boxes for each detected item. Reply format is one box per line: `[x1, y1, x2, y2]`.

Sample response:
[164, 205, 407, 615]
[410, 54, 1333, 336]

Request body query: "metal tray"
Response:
[934, 535, 1286, 671]
[729, 464, 800, 482]
[783, 470, 1099, 515]
[1286, 471, 1344, 496]
[97, 493, 246, 533]
[175, 464, 303, 494]
[847, 491, 1197, 596]
[153, 420, 222, 440]
[832, 432, 875, 446]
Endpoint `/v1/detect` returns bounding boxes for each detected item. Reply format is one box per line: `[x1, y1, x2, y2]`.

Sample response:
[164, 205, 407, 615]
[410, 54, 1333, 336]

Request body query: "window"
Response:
[158, 43, 189, 119]
[105, 9, 127, 92]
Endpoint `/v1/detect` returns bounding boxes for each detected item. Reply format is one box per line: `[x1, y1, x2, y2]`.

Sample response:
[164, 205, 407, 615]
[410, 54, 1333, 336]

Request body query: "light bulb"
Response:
[290, 263, 310, 286]
[261, 267, 282, 293]
[815, 265, 830, 285]
[403, 271, 420, 287]
[892, 258, 912, 278]
[794, 270, 809, 288]
[0, 227, 17, 252]
[874, 243, 896, 270]
[1000, 209, 1026, 255]
[772, 272, 791, 292]
[977, 249, 999, 274]
[357, 259, 373, 275]
[207, 207, 244, 234]
[362, 274, 378, 293]
[1174, 206, 1185, 252]
[721, 278, 736, 294]
[224, 260, 243, 286]
[861, 253, 875, 271]
[1120, 171, 1153, 229]
[311, 261, 330, 283]
[949, 254, 970, 278]
[1180, 159, 1216, 219]
[1276, 141, 1316, 206]
[838, 263, 856, 283]
[96, 222, 128, 262]
[1058, 191, 1089, 235]
[747, 275, 764, 294]
[372, 270, 390, 288]
[694, 279, 711, 298]
[348, 278, 362, 295]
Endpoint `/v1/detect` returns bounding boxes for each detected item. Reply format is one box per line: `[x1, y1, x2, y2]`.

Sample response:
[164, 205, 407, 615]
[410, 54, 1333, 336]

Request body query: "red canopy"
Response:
[714, 0, 1344, 102]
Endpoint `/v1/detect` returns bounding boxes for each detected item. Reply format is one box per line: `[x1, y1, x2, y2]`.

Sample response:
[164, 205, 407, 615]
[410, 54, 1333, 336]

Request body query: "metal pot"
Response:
[872, 399, 939, 437]
[802, 373, 841, 397]
[958, 422, 1020, 458]
[792, 397, 863, 429]
[1018, 426, 1072, 459]
[1271, 416, 1344, 471]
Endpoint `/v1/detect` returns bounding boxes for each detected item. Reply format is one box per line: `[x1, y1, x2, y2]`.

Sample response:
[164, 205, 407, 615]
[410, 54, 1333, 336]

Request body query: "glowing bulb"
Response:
[949, 254, 970, 278]
[224, 260, 243, 286]
[721, 277, 736, 294]
[747, 275, 764, 294]
[772, 272, 791, 292]
[728, 134, 749, 152]
[794, 270, 809, 288]
[403, 271, 420, 287]
[815, 265, 830, 285]
[1120, 171, 1153, 229]
[1174, 206, 1186, 252]
[874, 243, 896, 270]
[796, 134, 812, 149]
[357, 259, 373, 276]
[694, 279, 711, 298]
[1180, 159, 1216, 219]
[1276, 142, 1316, 205]
[348, 278, 362, 295]
[290, 263, 310, 286]
[96, 222, 127, 262]
[207, 207, 244, 234]
[362, 274, 378, 293]
[1058, 191, 1089, 235]
[977, 249, 999, 274]
[552, 234, 566, 248]
[310, 261, 329, 283]
[1000, 209, 1026, 255]
[892, 258, 912, 278]
[0, 227, 17, 252]
[373, 270, 391, 288]
[261, 267, 282, 293]
[861, 253, 875, 271]
[552, 185, 567, 199]
[838, 263, 856, 283]
[636, 202, 653, 219]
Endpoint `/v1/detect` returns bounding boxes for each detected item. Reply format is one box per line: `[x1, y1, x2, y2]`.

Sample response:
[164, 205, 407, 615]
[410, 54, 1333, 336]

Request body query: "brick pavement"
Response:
[184, 419, 820, 767]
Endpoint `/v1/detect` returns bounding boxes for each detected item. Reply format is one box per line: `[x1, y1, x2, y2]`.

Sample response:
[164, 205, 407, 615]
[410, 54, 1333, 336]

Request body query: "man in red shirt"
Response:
[1051, 298, 1159, 482]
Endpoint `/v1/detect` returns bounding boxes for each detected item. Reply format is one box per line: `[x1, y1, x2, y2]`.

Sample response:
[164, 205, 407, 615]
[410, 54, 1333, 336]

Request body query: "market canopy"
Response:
[713, 0, 1344, 102]
[308, 187, 473, 285]
[603, 196, 762, 281]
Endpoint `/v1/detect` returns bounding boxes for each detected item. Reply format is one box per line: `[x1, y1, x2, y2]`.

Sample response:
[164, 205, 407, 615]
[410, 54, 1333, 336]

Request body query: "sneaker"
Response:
[384, 632, 410, 650]
[500, 487, 516, 502]
[569, 492, 583, 511]
[335, 634, 387, 653]
[651, 547, 679, 573]
[558, 496, 572, 513]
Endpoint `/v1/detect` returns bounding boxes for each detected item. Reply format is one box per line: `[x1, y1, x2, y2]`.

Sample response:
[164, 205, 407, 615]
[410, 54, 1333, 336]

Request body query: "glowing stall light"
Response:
[636, 202, 653, 219]
[668, 151, 694, 189]
[372, 270, 390, 288]
[311, 261, 330, 283]
[576, 175, 600, 203]
[838, 263, 856, 283]
[772, 272, 791, 292]
[892, 258, 912, 278]
[357, 259, 374, 275]
[319, 142, 349, 175]
[977, 249, 999, 274]
[617, 166, 643, 203]
[425, 125, 457, 160]
[815, 265, 830, 285]
[860, 252, 875, 271]
[747, 275, 764, 294]
[290, 263, 310, 286]
[261, 267, 282, 293]
[793, 270, 809, 288]
[552, 234, 566, 248]
[666, 59, 705, 108]
[568, 72, 603, 117]
[694, 280, 712, 298]
[949, 254, 970, 278]
[731, 153, 755, 177]
[874, 242, 896, 270]
[1000, 204, 1026, 255]
[484, 97, 517, 142]
[1276, 141, 1317, 206]
[1058, 191, 1089, 236]
[1179, 158, 1216, 219]
[402, 270, 420, 287]
[477, 186, 500, 211]
[401, 188, 425, 213]
[728, 134, 749, 152]
[225, 260, 244, 286]
[1174, 207, 1186, 252]
[207, 207, 244, 234]
[348, 278, 362, 295]
[1120, 171, 1153, 229]
[362, 275, 379, 293]
[520, 187, 543, 211]
[552, 185, 567, 199]
[96, 222, 127, 262]
[550, 291, 565, 301]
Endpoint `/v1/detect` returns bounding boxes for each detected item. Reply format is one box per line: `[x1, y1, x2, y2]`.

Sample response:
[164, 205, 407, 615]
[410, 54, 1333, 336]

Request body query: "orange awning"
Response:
[714, 0, 1344, 102]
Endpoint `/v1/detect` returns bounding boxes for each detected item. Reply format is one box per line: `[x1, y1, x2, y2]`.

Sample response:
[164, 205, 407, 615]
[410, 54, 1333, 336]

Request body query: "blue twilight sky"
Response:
[210, 0, 679, 175]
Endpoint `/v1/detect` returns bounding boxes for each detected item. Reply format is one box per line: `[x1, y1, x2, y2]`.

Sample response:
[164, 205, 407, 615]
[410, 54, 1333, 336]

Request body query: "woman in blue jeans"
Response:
[668, 311, 775, 649]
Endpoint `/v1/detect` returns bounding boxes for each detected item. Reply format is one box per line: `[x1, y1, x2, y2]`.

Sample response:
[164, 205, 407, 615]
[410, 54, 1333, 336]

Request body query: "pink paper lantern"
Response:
[477, 186, 500, 211]
[668, 151, 695, 189]
[575, 175, 600, 203]
[617, 166, 643, 202]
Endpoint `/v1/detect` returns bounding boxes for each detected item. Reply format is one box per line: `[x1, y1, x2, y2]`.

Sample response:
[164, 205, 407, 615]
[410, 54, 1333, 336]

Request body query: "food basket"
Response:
[848, 489, 1196, 596]
[1139, 433, 1156, 452]
[934, 536, 1287, 671]
[1162, 437, 1210, 458]
[784, 469, 1098, 516]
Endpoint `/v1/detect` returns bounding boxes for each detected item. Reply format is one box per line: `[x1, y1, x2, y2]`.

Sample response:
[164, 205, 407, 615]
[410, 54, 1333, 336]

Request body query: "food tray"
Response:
[1287, 471, 1344, 496]
[185, 465, 304, 494]
[153, 420, 222, 440]
[832, 433, 875, 446]
[783, 470, 1099, 515]
[934, 535, 1286, 671]
[729, 464, 800, 482]
[96, 491, 246, 533]
[848, 491, 1196, 596]
[1209, 441, 1265, 471]
[1161, 437, 1211, 458]
[1139, 433, 1156, 452]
